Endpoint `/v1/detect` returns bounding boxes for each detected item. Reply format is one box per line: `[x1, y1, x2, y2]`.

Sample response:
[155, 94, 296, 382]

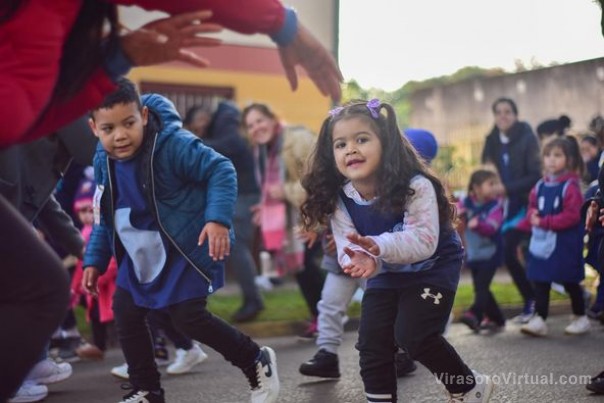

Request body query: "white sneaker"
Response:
[167, 343, 208, 375]
[565, 315, 591, 335]
[520, 315, 548, 337]
[8, 381, 48, 403]
[448, 370, 495, 402]
[111, 363, 129, 380]
[26, 358, 72, 384]
[248, 346, 279, 403]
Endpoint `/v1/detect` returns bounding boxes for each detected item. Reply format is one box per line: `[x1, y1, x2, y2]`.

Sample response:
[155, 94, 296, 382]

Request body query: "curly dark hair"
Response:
[300, 100, 455, 231]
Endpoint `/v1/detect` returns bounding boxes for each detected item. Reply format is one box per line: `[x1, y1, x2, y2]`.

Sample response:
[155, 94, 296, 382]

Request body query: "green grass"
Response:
[206, 282, 570, 323]
[75, 281, 571, 337]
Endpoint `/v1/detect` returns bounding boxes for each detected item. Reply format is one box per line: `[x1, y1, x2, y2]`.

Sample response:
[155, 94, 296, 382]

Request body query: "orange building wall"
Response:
[127, 45, 332, 134]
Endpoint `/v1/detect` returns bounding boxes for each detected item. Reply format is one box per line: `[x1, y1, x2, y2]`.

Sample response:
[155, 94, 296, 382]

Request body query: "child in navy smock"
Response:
[518, 137, 590, 337]
[457, 169, 506, 333]
[81, 79, 279, 403]
[300, 100, 494, 403]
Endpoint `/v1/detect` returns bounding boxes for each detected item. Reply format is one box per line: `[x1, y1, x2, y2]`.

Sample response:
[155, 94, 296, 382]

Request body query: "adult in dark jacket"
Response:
[184, 101, 264, 322]
[0, 117, 96, 400]
[481, 97, 541, 323]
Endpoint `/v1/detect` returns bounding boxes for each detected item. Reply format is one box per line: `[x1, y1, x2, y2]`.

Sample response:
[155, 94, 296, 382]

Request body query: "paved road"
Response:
[44, 314, 603, 402]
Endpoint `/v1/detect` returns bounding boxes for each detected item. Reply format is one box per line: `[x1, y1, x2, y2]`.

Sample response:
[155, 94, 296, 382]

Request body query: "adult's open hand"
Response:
[278, 23, 343, 102]
[121, 10, 222, 68]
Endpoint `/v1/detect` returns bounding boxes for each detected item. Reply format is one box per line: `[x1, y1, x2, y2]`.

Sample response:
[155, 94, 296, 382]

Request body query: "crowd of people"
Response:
[3, 1, 604, 403]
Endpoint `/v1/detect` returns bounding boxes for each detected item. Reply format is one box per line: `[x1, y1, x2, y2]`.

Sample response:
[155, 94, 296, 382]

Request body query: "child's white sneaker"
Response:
[8, 381, 48, 403]
[111, 363, 130, 380]
[565, 315, 591, 335]
[246, 346, 279, 403]
[26, 358, 72, 384]
[167, 343, 208, 375]
[520, 315, 548, 337]
[448, 371, 495, 402]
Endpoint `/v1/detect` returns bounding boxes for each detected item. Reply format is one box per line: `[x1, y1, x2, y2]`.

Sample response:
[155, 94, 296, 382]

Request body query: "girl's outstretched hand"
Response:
[346, 233, 380, 255]
[198, 222, 230, 261]
[342, 247, 377, 278]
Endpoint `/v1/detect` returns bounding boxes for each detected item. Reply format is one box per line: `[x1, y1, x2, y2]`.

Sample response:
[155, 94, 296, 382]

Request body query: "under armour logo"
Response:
[421, 288, 442, 304]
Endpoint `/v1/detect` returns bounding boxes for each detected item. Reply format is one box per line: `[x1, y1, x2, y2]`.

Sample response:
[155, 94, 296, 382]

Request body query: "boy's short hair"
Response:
[90, 78, 142, 118]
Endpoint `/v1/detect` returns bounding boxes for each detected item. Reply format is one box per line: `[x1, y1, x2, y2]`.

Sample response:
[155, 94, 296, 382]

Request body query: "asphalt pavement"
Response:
[43, 314, 604, 403]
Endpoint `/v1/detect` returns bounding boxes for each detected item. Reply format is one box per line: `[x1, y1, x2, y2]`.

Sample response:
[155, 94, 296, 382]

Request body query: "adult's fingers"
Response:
[177, 49, 210, 68]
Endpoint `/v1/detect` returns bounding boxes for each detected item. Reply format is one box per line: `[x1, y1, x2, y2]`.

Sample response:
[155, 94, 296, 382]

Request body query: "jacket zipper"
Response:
[147, 133, 213, 293]
[106, 157, 117, 256]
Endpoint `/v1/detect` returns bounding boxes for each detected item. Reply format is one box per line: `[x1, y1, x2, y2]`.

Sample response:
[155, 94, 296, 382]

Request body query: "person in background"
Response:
[517, 137, 590, 337]
[457, 169, 506, 334]
[481, 97, 540, 324]
[242, 103, 325, 340]
[535, 115, 572, 145]
[580, 134, 602, 185]
[184, 102, 265, 323]
[70, 175, 118, 361]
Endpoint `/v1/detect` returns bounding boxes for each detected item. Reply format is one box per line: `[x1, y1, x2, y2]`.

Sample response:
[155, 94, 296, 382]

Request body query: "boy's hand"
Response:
[342, 247, 377, 278]
[82, 267, 100, 298]
[198, 222, 230, 261]
[346, 233, 380, 256]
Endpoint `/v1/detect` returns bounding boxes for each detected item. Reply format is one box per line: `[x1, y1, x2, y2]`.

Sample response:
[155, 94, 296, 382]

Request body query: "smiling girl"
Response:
[301, 99, 494, 403]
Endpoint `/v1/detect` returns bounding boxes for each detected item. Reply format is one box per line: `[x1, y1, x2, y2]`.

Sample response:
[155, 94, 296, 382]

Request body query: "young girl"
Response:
[518, 137, 591, 336]
[300, 99, 494, 403]
[457, 169, 506, 333]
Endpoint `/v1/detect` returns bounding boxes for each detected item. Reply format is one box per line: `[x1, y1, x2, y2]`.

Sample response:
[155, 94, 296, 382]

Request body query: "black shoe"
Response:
[232, 303, 265, 323]
[459, 311, 480, 333]
[395, 350, 417, 377]
[299, 349, 340, 378]
[587, 371, 604, 394]
[118, 388, 165, 403]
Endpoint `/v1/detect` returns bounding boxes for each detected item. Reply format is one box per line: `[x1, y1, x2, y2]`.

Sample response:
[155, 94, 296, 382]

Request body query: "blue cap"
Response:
[404, 128, 438, 164]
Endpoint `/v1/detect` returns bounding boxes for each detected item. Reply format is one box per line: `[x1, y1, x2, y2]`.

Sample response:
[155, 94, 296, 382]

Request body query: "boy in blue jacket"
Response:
[81, 79, 279, 403]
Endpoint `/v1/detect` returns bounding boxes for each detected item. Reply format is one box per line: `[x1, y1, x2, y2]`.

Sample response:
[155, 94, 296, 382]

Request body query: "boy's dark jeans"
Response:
[113, 287, 260, 391]
[358, 285, 473, 400]
[468, 263, 505, 324]
[0, 195, 70, 400]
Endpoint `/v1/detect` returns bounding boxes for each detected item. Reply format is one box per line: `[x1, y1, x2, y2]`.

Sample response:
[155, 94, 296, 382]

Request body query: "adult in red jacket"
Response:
[0, 0, 342, 148]
[0, 2, 342, 400]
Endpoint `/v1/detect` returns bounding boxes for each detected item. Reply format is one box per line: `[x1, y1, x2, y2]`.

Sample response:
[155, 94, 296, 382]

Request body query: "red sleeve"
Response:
[98, 257, 118, 287]
[112, 0, 286, 35]
[18, 69, 116, 145]
[540, 180, 583, 231]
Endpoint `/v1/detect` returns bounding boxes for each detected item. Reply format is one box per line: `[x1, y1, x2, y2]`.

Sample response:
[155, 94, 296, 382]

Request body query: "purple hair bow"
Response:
[366, 98, 381, 119]
[328, 106, 344, 117]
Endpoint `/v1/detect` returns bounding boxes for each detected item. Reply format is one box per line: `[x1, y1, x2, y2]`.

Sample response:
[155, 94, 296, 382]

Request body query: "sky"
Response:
[338, 0, 604, 91]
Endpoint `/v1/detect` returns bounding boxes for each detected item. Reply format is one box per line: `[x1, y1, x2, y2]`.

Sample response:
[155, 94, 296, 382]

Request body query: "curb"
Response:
[234, 301, 576, 339]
